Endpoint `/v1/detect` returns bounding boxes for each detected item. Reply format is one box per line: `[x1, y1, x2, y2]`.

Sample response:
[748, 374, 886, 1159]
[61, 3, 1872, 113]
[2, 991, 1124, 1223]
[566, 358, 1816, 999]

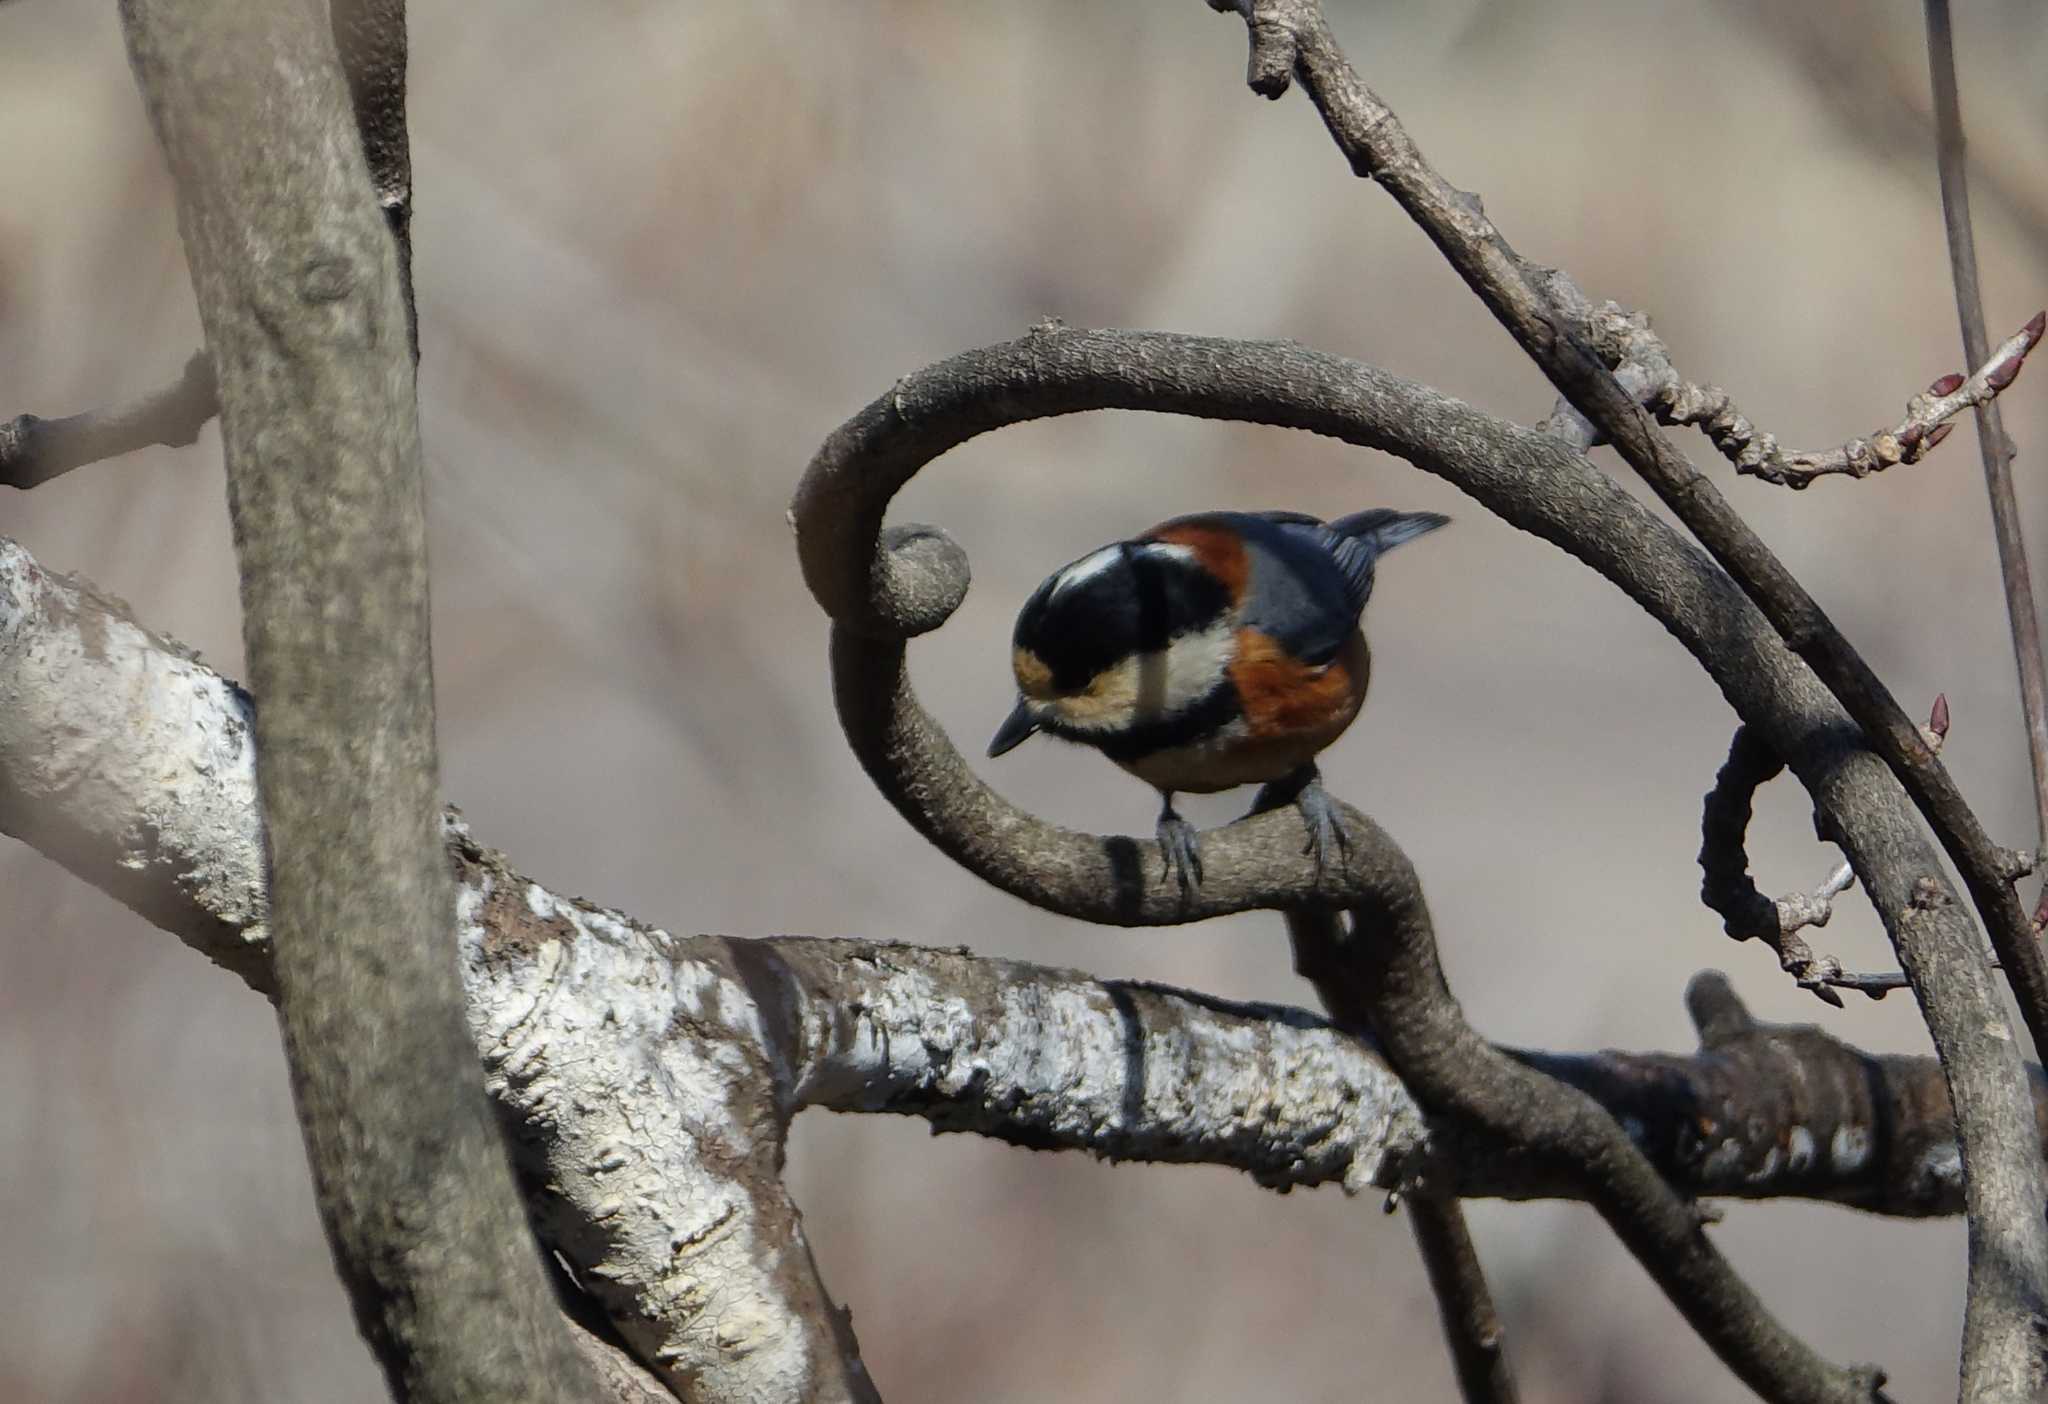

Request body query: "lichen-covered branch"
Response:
[1198, 4, 2048, 1391]
[0, 351, 217, 488]
[2, 531, 2041, 1396]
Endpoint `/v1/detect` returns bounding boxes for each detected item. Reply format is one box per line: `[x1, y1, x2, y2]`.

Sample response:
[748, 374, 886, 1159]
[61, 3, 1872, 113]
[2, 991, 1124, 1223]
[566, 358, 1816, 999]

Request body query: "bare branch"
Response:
[1404, 1190, 1519, 1404]
[1197, 5, 2048, 1390]
[0, 351, 217, 488]
[0, 6, 413, 495]
[1208, 0, 2048, 1068]
[1286, 859, 1887, 1404]
[1923, 0, 2048, 937]
[119, 2, 595, 1399]
[5, 531, 2044, 1404]
[3, 522, 2039, 1223]
[1551, 301, 2044, 487]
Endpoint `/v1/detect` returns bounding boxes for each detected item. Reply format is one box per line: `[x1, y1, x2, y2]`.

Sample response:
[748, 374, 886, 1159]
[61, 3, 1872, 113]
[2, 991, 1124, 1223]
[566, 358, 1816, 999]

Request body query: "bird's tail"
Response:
[1327, 508, 1450, 557]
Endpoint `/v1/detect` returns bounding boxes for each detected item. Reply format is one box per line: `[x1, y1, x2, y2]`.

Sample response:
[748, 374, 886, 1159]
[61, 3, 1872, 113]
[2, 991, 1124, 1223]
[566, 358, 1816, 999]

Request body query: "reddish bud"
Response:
[1926, 423, 1955, 450]
[2027, 310, 2046, 346]
[1898, 423, 1924, 449]
[1987, 357, 2022, 391]
[1929, 692, 1950, 739]
[1929, 372, 1966, 397]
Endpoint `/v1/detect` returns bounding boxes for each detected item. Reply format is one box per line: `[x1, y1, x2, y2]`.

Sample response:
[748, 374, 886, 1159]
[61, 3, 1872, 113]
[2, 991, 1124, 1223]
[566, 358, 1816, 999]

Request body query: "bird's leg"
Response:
[1252, 762, 1348, 882]
[1155, 791, 1204, 900]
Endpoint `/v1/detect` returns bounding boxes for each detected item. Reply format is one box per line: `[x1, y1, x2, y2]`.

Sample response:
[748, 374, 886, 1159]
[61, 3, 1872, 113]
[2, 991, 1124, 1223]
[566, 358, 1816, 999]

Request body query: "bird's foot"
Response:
[1295, 776, 1350, 881]
[1253, 764, 1349, 885]
[1156, 802, 1204, 901]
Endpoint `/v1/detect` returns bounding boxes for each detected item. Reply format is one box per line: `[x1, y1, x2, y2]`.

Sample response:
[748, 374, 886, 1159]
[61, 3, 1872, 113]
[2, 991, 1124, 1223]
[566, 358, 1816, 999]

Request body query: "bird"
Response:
[987, 507, 1448, 898]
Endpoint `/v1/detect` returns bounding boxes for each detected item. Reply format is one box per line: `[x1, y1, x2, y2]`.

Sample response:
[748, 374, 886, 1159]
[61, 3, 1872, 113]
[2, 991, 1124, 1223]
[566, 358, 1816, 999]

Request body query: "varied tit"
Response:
[988, 508, 1448, 897]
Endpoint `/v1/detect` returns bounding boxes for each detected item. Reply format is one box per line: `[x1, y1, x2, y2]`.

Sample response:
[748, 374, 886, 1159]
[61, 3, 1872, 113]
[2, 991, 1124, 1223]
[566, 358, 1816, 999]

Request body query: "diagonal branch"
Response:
[1199, 0, 2048, 1060]
[1199, 5, 2048, 1392]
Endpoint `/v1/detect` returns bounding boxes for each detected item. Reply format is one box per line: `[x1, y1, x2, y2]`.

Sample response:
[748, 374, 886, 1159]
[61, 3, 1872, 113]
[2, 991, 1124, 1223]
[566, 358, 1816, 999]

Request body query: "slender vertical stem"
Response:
[1406, 1190, 1520, 1404]
[1924, 0, 2048, 862]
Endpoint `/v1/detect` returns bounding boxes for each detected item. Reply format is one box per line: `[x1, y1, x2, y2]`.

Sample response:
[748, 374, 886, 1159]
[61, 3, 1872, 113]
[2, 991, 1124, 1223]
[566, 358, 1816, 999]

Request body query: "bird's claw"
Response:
[1294, 776, 1350, 882]
[1157, 807, 1204, 901]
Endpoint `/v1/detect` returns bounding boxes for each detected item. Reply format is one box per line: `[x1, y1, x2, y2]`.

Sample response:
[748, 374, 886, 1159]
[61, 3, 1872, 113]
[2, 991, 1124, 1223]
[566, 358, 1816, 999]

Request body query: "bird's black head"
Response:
[990, 539, 1234, 756]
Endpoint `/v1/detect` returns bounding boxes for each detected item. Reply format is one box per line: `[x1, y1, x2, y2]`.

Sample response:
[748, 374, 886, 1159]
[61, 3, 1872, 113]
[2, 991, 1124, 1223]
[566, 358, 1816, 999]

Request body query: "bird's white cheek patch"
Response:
[1048, 622, 1234, 733]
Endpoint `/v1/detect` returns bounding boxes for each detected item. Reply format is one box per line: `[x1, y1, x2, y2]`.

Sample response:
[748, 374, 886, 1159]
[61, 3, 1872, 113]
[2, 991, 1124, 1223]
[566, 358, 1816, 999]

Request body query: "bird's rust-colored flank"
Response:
[1150, 519, 1250, 598]
[1229, 627, 1370, 746]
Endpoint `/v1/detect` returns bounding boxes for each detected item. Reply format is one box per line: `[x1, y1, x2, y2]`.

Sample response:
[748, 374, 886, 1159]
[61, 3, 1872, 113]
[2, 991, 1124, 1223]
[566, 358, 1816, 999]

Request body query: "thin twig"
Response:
[0, 352, 217, 488]
[1404, 1190, 1520, 1404]
[1549, 300, 2044, 487]
[1923, 0, 2048, 887]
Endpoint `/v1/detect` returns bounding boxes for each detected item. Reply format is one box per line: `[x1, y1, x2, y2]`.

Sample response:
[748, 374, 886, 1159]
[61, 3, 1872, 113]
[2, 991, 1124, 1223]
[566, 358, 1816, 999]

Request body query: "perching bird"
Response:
[988, 508, 1448, 897]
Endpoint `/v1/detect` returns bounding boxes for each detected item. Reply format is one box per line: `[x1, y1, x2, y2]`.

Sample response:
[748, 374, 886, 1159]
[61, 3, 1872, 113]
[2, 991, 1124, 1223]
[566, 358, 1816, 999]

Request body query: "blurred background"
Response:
[5, 0, 2048, 1398]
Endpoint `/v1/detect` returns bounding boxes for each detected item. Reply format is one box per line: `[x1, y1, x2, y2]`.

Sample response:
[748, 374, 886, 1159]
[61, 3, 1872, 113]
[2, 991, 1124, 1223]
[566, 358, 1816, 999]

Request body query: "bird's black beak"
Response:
[987, 697, 1041, 758]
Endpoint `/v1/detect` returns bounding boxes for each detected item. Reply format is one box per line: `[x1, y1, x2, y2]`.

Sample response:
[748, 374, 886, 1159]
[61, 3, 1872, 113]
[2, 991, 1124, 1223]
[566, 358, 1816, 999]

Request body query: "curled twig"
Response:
[1700, 700, 1961, 1007]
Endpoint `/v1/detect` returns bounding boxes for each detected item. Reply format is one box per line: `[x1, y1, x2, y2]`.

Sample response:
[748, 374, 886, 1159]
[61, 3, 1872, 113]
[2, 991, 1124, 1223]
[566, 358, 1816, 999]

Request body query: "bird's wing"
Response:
[1235, 513, 1360, 666]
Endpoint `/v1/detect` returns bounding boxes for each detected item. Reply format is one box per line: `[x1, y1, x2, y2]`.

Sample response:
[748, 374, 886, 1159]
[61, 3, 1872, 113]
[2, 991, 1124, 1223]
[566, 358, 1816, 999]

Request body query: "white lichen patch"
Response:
[458, 877, 817, 1399]
[1915, 1142, 1963, 1196]
[1785, 1126, 1815, 1174]
[0, 544, 269, 976]
[1829, 1125, 1872, 1174]
[791, 950, 1425, 1195]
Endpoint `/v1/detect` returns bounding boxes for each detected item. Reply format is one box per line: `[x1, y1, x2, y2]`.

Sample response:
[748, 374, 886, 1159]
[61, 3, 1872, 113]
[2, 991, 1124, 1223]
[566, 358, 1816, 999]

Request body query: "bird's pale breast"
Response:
[1116, 628, 1371, 792]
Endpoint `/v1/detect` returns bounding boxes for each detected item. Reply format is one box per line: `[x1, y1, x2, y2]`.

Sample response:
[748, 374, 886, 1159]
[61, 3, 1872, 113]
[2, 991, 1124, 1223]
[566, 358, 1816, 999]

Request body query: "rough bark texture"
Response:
[118, 2, 596, 1399]
[0, 533, 2039, 1403]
